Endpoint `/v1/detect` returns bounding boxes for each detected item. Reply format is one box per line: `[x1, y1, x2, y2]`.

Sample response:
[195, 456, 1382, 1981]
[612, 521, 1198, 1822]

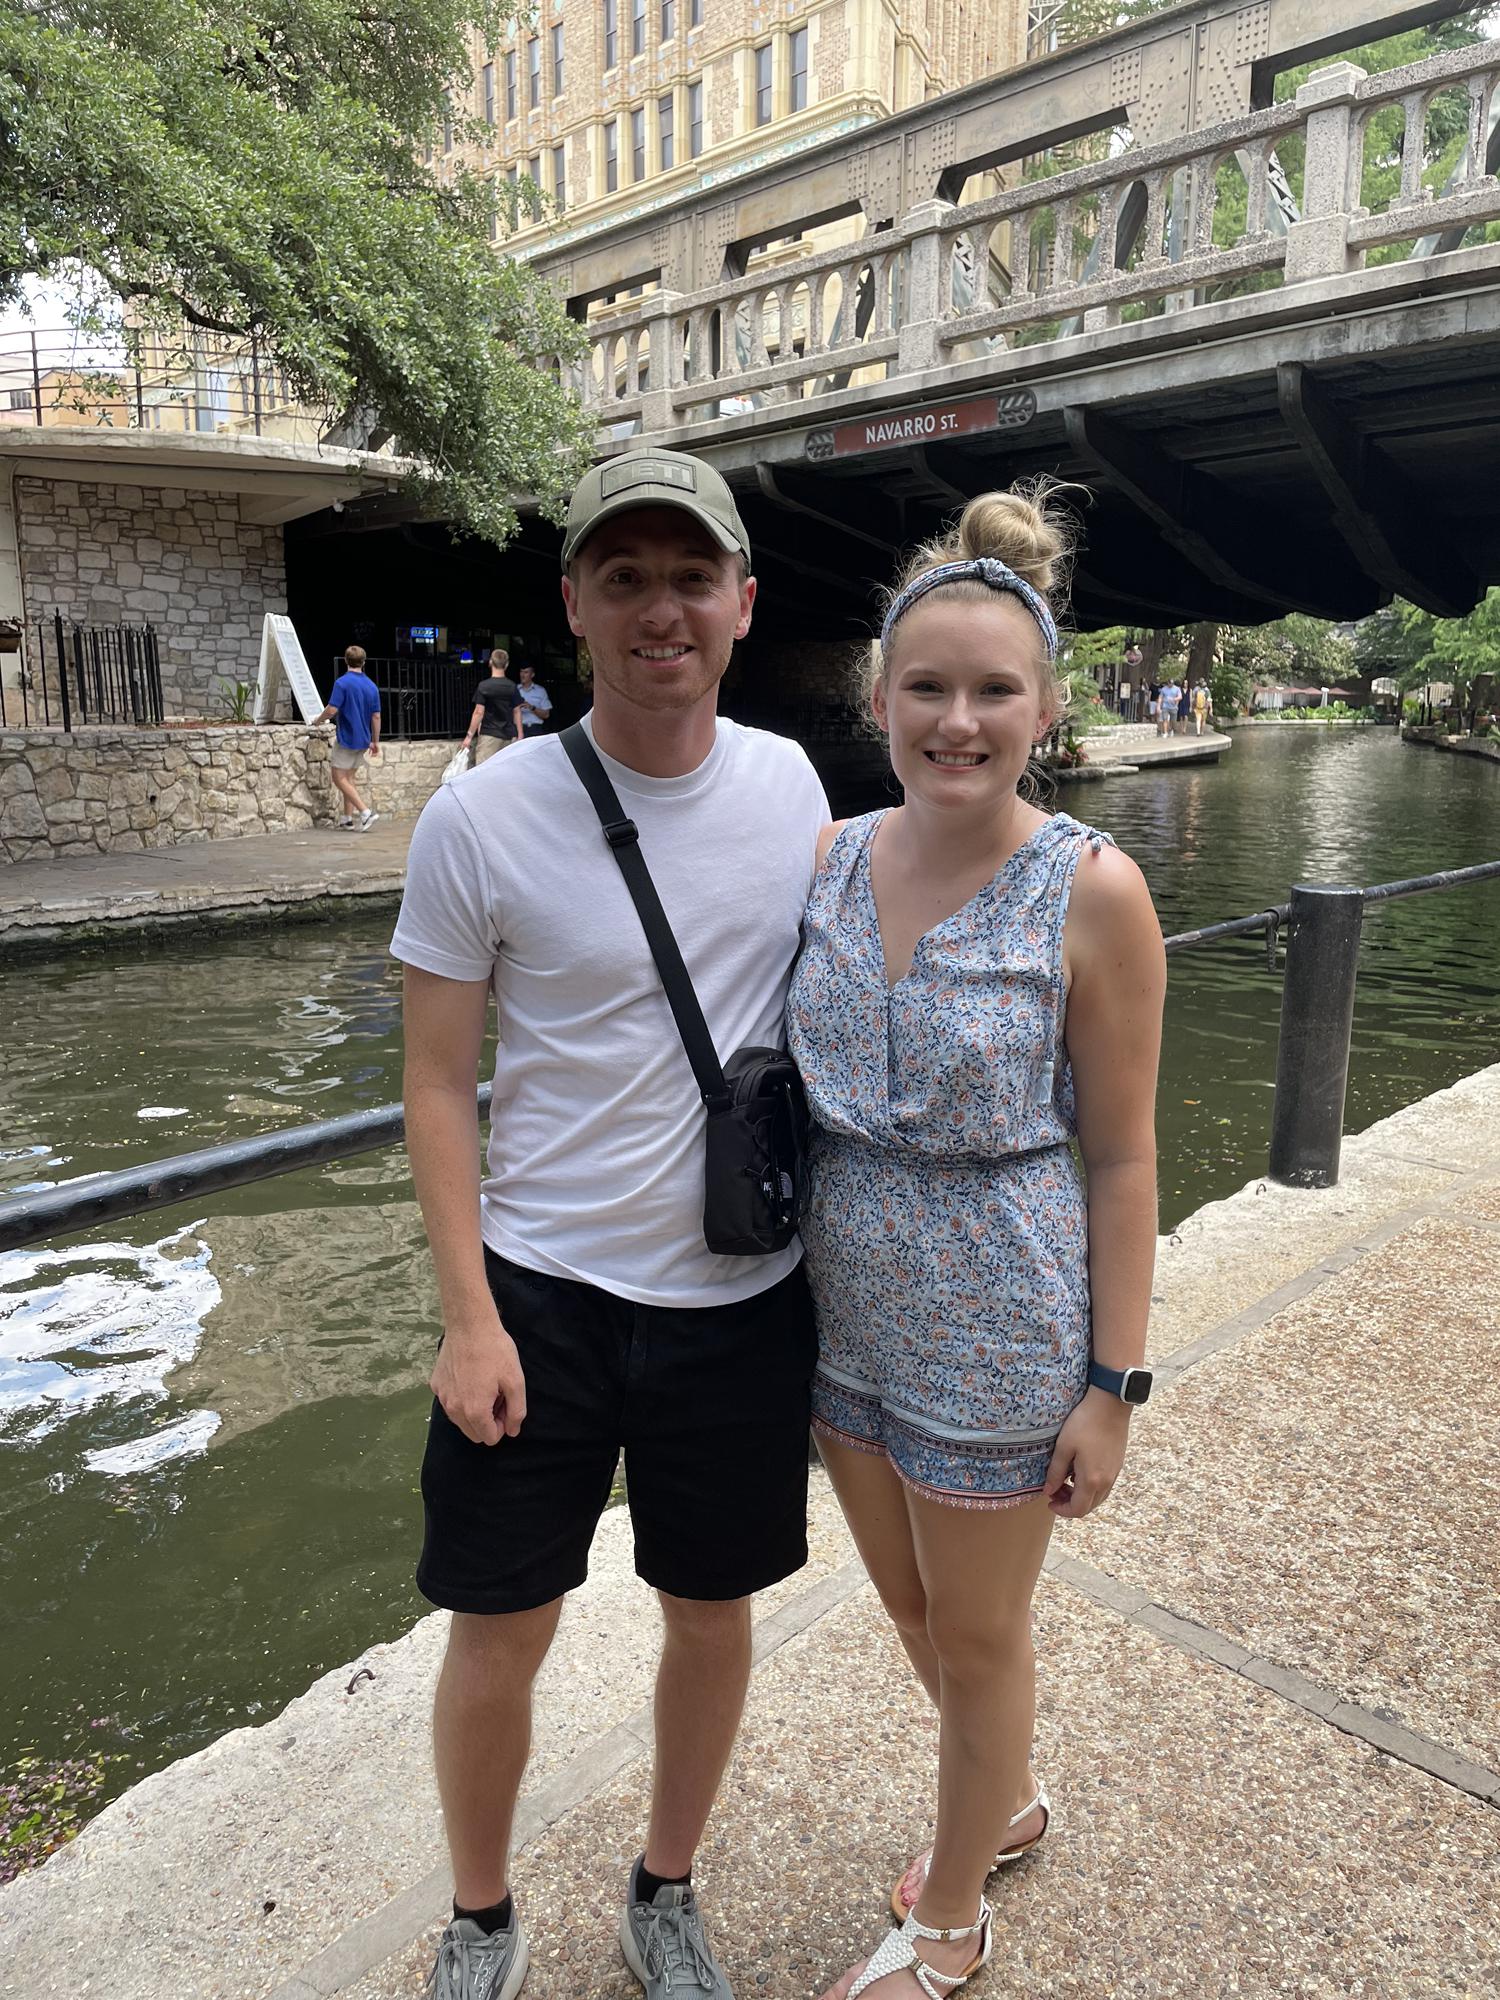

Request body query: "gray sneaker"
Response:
[425, 1913, 529, 2000]
[620, 1876, 733, 1997]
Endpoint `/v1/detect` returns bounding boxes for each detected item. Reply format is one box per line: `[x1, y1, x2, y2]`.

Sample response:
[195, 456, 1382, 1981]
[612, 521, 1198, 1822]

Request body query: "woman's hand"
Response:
[1043, 1388, 1132, 1518]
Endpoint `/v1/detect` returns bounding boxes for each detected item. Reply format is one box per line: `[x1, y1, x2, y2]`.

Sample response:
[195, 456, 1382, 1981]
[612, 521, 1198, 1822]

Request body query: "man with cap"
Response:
[391, 449, 829, 2000]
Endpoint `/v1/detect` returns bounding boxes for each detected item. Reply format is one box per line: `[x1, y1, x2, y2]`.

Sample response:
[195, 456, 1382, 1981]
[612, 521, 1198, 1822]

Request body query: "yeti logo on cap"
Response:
[599, 457, 697, 498]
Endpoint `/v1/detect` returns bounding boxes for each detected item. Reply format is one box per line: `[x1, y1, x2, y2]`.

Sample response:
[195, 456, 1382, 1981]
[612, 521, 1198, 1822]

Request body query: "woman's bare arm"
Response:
[1045, 843, 1166, 1516]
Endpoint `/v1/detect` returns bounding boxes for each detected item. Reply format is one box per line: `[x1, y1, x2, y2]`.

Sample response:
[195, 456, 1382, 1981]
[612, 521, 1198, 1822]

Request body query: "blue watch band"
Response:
[1087, 1361, 1152, 1404]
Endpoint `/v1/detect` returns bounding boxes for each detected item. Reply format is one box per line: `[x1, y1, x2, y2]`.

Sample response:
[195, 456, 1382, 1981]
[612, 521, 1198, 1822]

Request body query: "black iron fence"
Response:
[1, 860, 1497, 1256]
[342, 657, 475, 741]
[0, 325, 300, 440]
[0, 616, 164, 731]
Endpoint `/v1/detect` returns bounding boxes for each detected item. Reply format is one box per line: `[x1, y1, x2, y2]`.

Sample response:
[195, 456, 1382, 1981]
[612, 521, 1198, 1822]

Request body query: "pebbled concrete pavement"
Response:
[1, 1067, 1496, 2000]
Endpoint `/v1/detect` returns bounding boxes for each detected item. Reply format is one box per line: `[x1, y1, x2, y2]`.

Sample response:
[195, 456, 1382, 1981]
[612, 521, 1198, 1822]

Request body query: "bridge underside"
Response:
[709, 285, 1500, 636]
[296, 270, 1500, 649]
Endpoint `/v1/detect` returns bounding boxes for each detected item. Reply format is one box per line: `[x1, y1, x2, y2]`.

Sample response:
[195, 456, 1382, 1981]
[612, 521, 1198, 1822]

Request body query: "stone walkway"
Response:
[2, 1064, 1496, 1999]
[0, 815, 416, 951]
[1077, 722, 1232, 773]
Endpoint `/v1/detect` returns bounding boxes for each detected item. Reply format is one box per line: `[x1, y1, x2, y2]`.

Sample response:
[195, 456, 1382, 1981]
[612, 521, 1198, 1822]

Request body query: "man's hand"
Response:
[430, 1316, 528, 1446]
[1043, 1389, 1131, 1519]
[368, 743, 380, 760]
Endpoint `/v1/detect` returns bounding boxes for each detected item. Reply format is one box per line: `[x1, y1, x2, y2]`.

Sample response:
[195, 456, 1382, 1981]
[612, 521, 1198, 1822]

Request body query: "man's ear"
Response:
[735, 573, 757, 641]
[561, 574, 585, 640]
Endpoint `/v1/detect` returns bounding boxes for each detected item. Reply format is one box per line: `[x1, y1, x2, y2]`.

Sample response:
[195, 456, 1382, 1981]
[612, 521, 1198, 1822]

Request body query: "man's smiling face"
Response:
[561, 506, 755, 715]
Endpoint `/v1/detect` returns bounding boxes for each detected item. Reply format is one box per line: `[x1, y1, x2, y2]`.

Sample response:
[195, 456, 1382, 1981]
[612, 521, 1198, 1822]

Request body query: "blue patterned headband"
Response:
[880, 556, 1059, 661]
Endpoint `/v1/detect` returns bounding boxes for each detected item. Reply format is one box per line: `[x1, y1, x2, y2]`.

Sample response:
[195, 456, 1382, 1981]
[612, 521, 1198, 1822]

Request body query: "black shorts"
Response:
[417, 1250, 816, 1614]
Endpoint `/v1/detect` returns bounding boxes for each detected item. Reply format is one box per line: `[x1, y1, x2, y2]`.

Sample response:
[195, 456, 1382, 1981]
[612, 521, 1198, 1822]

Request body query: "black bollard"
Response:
[1268, 884, 1365, 1188]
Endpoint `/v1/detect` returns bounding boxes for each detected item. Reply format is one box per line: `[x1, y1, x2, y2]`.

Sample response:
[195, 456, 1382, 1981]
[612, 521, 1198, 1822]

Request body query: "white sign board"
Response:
[255, 613, 324, 724]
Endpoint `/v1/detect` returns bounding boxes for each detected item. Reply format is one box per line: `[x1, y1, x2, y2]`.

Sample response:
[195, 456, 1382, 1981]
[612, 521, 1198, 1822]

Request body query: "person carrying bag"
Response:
[560, 721, 806, 1256]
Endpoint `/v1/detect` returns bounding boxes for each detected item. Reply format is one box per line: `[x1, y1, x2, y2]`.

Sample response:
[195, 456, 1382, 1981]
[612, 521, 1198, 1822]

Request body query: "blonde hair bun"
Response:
[955, 490, 1065, 595]
[861, 476, 1083, 721]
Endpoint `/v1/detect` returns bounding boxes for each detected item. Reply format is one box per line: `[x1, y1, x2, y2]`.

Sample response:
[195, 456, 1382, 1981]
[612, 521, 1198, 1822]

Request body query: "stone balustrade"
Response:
[566, 42, 1500, 441]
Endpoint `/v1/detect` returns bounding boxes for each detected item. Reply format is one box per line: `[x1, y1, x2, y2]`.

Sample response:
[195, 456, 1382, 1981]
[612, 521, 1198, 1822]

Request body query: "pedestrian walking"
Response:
[315, 645, 381, 830]
[1192, 681, 1210, 734]
[462, 649, 525, 764]
[787, 486, 1166, 2000]
[515, 664, 553, 736]
[391, 449, 830, 2000]
[1158, 675, 1182, 736]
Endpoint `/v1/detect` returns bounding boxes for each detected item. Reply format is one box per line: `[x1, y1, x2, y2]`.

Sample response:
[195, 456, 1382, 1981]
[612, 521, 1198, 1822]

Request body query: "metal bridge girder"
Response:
[1064, 403, 1381, 619]
[1275, 362, 1480, 616]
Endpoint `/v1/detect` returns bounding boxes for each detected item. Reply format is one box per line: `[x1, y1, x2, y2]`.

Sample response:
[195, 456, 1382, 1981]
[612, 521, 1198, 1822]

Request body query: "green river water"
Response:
[0, 722, 1495, 1822]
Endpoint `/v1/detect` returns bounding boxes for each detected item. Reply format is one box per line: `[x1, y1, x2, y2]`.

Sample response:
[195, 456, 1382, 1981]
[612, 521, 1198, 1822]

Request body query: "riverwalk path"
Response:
[0, 725, 1229, 950]
[1, 1062, 1496, 1999]
[0, 816, 413, 950]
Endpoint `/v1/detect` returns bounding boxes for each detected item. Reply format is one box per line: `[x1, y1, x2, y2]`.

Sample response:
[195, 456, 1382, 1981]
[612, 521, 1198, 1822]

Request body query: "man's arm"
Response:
[461, 701, 486, 747]
[369, 702, 380, 755]
[403, 965, 526, 1445]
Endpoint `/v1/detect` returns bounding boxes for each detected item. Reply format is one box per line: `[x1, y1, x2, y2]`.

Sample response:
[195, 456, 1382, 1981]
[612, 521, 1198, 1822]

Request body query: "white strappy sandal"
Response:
[846, 1896, 993, 1999]
[890, 1782, 1051, 1920]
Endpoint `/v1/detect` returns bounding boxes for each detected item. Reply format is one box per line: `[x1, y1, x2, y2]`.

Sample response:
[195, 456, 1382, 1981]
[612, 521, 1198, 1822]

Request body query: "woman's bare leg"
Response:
[816, 1457, 1053, 1999]
[815, 1433, 939, 1704]
[910, 1490, 1054, 1948]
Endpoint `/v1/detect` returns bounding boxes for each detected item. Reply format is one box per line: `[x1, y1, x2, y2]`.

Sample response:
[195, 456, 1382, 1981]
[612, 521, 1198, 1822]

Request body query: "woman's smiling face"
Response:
[874, 592, 1055, 808]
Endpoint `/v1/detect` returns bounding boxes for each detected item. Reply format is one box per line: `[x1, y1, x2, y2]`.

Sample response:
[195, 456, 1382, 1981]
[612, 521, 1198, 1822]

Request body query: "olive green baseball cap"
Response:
[561, 449, 750, 567]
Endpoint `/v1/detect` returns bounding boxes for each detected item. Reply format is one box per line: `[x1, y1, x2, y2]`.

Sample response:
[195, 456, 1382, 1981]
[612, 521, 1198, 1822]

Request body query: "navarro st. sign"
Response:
[806, 390, 1036, 462]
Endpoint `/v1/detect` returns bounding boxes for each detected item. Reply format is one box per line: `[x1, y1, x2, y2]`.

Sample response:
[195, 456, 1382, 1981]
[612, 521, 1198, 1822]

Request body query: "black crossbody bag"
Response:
[560, 723, 808, 1258]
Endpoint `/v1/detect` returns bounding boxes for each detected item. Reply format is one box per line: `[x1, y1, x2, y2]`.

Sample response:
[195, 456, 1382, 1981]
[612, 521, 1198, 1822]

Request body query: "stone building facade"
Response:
[441, 0, 1026, 267]
[0, 430, 402, 735]
[15, 477, 287, 717]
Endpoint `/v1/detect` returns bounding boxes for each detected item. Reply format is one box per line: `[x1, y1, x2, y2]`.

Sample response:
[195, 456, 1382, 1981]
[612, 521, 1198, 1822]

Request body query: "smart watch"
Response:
[1087, 1361, 1153, 1405]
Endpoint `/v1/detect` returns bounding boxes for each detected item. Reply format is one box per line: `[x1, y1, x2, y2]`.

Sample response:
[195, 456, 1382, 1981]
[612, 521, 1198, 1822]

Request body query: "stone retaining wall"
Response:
[0, 726, 449, 862]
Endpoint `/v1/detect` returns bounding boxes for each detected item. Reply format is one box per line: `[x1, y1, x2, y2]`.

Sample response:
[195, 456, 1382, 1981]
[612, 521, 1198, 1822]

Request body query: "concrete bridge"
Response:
[523, 0, 1500, 631]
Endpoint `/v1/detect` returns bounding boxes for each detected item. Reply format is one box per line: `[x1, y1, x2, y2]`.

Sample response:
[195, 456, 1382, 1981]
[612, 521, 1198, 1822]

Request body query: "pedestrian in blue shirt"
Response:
[315, 645, 382, 829]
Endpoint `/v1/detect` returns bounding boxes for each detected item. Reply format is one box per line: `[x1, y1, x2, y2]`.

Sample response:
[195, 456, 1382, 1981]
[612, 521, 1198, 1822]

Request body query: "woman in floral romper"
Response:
[788, 489, 1166, 2000]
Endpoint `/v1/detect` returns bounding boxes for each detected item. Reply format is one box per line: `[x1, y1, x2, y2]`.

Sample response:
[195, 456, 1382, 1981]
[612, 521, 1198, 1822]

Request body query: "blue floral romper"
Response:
[787, 809, 1113, 1508]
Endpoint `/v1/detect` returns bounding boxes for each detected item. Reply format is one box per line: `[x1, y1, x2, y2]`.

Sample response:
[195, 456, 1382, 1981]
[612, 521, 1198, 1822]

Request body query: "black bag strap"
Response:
[560, 722, 731, 1112]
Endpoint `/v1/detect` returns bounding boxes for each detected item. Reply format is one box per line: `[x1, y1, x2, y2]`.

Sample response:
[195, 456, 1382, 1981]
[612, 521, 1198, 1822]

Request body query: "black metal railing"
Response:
[1, 860, 1497, 1254]
[0, 616, 164, 731]
[0, 325, 301, 441]
[339, 657, 477, 741]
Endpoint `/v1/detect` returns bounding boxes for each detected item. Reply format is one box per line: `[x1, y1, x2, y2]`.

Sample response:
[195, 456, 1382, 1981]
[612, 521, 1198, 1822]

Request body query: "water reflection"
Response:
[0, 1227, 220, 1461]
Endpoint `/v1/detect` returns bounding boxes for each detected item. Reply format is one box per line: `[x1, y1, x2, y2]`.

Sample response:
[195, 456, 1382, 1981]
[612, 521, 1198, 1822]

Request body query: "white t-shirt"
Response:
[390, 715, 830, 1307]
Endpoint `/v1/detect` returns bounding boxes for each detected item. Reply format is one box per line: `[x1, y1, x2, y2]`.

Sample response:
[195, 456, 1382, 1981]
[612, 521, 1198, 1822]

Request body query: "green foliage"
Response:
[214, 677, 254, 722]
[1063, 626, 1128, 672]
[1256, 699, 1370, 719]
[1059, 663, 1114, 733]
[1352, 601, 1431, 675]
[1208, 655, 1254, 717]
[1, 1751, 109, 1884]
[1218, 616, 1354, 687]
[1393, 588, 1500, 689]
[0, 0, 593, 546]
